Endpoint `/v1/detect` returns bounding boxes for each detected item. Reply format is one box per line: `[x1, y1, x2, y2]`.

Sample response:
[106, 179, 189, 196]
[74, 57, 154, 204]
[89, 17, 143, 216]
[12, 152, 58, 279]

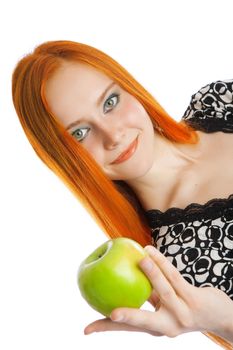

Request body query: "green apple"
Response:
[77, 237, 152, 317]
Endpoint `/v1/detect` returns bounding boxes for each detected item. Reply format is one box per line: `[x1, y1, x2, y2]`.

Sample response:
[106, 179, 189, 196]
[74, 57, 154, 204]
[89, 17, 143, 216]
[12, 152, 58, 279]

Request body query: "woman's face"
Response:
[45, 62, 156, 181]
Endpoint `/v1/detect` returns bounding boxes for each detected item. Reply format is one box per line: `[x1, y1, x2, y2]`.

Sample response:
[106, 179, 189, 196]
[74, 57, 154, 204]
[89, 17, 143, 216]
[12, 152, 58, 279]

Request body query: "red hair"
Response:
[12, 40, 231, 349]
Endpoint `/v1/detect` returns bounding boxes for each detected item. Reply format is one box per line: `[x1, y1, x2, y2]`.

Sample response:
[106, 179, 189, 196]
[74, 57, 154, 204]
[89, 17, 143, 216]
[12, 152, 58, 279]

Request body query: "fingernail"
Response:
[140, 257, 153, 271]
[84, 327, 93, 335]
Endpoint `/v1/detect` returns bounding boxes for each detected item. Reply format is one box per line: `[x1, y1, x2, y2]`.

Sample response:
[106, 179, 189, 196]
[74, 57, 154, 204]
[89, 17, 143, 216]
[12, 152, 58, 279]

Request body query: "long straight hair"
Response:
[12, 40, 231, 349]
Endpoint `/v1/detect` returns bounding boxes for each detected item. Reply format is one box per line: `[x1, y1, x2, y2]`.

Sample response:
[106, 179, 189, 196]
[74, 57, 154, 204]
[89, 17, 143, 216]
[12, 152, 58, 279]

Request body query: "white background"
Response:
[1, 0, 233, 349]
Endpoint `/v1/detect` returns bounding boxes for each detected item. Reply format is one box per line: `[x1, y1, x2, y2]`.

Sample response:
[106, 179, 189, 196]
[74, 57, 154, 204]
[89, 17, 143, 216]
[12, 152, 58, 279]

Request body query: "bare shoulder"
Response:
[181, 130, 233, 161]
[144, 130, 233, 212]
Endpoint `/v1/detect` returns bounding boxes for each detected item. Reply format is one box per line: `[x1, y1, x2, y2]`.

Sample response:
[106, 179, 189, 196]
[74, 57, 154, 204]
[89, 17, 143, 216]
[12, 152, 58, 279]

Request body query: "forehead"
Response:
[45, 62, 112, 101]
[44, 62, 113, 122]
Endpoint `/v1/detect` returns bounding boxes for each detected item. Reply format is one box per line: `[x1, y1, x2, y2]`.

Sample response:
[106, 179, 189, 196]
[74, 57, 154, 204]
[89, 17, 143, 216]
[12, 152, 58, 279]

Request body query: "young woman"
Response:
[12, 40, 233, 349]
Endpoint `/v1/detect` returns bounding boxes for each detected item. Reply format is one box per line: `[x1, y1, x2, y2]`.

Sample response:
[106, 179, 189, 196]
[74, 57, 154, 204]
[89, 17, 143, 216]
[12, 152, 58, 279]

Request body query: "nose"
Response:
[98, 123, 125, 150]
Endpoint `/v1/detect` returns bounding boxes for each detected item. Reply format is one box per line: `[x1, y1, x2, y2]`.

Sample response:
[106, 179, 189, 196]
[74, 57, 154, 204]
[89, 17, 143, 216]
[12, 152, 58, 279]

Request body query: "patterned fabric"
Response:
[182, 79, 233, 133]
[145, 80, 233, 300]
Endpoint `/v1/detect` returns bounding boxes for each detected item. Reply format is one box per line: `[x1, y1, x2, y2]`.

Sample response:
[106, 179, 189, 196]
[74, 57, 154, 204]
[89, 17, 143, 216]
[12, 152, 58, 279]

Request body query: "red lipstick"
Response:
[111, 136, 138, 165]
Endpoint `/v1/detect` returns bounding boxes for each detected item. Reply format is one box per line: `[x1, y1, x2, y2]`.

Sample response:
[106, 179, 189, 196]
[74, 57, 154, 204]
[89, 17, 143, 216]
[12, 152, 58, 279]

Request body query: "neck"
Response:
[126, 132, 201, 211]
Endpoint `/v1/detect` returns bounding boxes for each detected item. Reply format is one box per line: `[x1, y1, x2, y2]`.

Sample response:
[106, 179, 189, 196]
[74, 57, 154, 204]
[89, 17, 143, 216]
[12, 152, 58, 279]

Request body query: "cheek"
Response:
[121, 99, 146, 125]
[89, 149, 104, 167]
[83, 139, 105, 167]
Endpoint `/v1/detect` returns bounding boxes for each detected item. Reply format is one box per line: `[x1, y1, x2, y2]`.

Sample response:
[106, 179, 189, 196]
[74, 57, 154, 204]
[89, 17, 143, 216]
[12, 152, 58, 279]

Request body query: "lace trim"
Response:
[183, 118, 233, 134]
[145, 193, 233, 227]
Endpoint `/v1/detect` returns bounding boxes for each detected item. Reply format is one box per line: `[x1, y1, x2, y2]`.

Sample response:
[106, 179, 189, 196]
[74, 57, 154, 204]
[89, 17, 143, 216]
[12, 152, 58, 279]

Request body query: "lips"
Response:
[111, 136, 138, 165]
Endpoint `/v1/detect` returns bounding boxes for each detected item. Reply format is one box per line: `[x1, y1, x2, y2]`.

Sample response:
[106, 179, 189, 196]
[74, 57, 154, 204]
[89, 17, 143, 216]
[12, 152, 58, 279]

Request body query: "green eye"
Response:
[71, 127, 90, 142]
[104, 93, 119, 112]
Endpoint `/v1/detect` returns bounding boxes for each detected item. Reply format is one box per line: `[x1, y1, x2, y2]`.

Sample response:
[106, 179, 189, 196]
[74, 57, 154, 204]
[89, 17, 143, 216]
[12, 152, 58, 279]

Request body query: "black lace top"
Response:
[145, 79, 233, 300]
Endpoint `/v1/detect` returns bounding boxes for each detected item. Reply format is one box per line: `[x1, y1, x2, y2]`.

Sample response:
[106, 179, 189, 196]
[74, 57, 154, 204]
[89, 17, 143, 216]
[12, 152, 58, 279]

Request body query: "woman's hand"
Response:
[84, 245, 233, 340]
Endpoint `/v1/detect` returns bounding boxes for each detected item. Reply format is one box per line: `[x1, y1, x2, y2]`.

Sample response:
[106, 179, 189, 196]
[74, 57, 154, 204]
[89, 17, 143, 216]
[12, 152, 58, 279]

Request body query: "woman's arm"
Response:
[214, 317, 233, 343]
[85, 245, 233, 344]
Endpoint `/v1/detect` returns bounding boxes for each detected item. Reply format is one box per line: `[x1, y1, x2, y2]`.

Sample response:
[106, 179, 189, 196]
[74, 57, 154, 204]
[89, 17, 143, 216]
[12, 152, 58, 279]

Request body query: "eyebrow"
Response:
[66, 81, 116, 131]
